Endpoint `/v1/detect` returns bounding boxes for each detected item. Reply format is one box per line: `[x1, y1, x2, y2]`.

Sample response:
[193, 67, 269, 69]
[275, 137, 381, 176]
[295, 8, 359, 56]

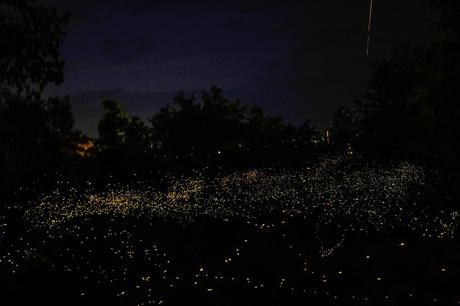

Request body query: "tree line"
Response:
[1, 0, 459, 196]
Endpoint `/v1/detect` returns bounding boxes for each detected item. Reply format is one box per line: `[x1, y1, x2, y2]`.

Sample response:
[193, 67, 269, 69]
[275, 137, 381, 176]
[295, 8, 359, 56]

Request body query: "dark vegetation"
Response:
[1, 0, 460, 305]
[1, 1, 459, 193]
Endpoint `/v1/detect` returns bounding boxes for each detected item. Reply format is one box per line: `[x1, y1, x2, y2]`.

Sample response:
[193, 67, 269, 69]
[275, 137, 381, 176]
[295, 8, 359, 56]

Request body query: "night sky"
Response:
[38, 0, 436, 136]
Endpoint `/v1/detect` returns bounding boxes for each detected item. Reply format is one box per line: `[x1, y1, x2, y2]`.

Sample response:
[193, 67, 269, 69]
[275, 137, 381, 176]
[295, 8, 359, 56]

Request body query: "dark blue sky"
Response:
[39, 0, 436, 136]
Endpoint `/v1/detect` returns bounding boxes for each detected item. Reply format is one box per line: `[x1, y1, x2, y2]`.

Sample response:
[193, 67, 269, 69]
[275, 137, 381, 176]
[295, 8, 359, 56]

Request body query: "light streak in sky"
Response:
[366, 0, 374, 56]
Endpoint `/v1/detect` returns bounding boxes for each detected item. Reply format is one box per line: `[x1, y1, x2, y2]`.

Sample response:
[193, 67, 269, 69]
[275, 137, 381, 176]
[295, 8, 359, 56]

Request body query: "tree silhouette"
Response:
[0, 0, 69, 99]
[0, 0, 77, 188]
[328, 101, 362, 155]
[359, 46, 421, 159]
[330, 0, 460, 193]
[148, 86, 318, 170]
[97, 100, 132, 150]
[0, 94, 78, 185]
[96, 100, 152, 176]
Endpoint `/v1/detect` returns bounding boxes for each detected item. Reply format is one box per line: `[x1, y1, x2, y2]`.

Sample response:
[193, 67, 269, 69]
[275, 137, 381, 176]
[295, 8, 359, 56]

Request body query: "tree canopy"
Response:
[0, 0, 77, 187]
[93, 87, 319, 176]
[328, 0, 460, 191]
[0, 0, 69, 99]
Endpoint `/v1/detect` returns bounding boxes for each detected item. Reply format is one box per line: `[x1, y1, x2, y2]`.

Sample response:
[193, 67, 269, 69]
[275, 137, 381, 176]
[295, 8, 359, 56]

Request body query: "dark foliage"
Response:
[0, 93, 80, 187]
[93, 87, 319, 178]
[0, 0, 69, 99]
[328, 0, 460, 193]
[0, 0, 78, 189]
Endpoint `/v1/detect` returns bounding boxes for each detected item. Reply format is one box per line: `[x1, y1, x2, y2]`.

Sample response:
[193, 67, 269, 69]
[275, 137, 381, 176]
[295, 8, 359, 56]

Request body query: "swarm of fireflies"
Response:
[1, 158, 458, 305]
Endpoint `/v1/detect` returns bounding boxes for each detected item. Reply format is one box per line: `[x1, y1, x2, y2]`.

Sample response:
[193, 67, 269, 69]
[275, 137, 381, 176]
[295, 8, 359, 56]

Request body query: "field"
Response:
[1, 160, 459, 305]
